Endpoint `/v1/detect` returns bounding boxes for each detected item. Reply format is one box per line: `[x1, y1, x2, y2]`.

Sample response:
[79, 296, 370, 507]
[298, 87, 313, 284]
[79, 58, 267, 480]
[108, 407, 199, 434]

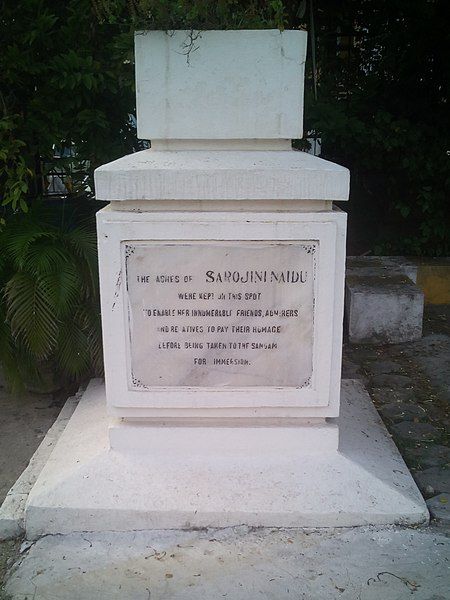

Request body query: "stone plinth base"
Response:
[24, 379, 428, 539]
[109, 420, 339, 454]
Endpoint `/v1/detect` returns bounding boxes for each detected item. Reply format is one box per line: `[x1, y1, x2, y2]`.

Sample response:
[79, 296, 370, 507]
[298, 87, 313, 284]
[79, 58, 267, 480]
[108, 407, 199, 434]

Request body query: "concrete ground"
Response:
[1, 304, 449, 598]
[3, 525, 450, 600]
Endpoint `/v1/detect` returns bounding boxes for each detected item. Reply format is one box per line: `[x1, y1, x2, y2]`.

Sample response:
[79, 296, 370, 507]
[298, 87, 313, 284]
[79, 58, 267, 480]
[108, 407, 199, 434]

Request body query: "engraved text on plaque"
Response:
[124, 241, 317, 388]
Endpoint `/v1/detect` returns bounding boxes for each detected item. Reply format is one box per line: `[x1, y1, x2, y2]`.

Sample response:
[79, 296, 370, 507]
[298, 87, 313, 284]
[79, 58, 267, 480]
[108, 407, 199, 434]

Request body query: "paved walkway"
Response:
[3, 525, 449, 599]
[343, 304, 450, 522]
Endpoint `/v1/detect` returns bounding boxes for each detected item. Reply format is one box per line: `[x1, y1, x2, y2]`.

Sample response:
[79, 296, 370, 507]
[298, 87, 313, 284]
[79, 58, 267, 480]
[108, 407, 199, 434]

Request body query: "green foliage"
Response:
[0, 116, 31, 213]
[92, 0, 291, 30]
[303, 0, 450, 256]
[0, 203, 103, 392]
[0, 0, 138, 215]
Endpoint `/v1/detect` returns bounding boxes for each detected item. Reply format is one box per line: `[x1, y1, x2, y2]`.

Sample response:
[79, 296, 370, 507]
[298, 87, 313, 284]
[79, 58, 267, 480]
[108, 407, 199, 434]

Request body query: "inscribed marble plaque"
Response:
[124, 242, 316, 388]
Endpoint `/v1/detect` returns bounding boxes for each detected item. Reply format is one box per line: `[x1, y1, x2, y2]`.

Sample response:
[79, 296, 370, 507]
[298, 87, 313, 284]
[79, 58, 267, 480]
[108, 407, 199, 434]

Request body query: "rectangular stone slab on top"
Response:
[135, 29, 307, 141]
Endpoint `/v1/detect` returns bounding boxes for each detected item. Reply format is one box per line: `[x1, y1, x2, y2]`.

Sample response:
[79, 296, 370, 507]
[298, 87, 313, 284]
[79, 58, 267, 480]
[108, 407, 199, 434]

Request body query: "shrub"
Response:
[0, 202, 103, 391]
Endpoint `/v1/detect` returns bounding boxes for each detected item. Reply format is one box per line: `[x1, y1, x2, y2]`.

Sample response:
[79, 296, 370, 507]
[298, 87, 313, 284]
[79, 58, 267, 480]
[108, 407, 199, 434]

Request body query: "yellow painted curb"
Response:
[417, 265, 450, 304]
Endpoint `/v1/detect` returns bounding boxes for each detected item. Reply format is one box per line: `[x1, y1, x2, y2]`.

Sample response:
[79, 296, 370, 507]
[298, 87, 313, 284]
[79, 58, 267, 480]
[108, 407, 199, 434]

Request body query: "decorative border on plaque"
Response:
[123, 240, 318, 391]
[124, 244, 136, 258]
[299, 243, 316, 393]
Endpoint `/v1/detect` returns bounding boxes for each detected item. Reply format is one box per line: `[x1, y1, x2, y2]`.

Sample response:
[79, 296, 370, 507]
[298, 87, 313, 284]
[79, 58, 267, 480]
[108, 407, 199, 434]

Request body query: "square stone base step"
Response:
[23, 379, 428, 539]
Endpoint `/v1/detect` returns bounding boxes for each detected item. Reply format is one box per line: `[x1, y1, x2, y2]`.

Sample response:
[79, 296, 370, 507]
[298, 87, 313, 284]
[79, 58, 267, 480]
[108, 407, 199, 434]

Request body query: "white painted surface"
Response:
[109, 419, 338, 454]
[346, 275, 424, 344]
[94, 149, 350, 202]
[5, 527, 448, 600]
[96, 208, 346, 418]
[109, 199, 333, 212]
[135, 30, 307, 140]
[150, 139, 293, 150]
[24, 379, 428, 539]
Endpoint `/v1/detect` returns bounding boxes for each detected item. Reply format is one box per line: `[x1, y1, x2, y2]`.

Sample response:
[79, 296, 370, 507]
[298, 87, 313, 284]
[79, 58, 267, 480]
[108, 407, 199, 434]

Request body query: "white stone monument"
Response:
[24, 30, 427, 538]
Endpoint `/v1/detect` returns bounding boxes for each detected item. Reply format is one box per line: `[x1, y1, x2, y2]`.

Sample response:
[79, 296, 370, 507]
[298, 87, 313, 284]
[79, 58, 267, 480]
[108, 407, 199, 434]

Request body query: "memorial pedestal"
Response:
[21, 29, 428, 537]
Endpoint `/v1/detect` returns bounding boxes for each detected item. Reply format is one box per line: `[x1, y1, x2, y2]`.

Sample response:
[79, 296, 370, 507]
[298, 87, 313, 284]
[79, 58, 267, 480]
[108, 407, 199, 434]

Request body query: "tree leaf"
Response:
[5, 272, 58, 358]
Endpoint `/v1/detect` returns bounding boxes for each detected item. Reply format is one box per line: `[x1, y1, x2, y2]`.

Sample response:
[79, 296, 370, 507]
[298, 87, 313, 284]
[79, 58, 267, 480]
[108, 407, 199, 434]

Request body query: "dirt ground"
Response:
[0, 391, 61, 504]
[0, 386, 72, 595]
